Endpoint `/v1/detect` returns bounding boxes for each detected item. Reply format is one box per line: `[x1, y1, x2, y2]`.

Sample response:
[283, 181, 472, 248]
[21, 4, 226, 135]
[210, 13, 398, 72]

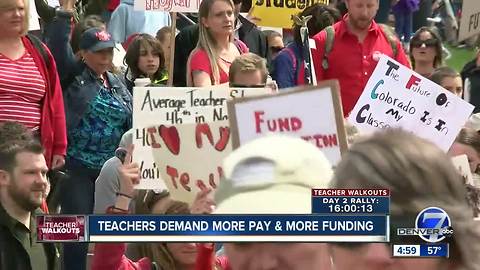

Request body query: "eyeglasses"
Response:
[269, 46, 284, 53]
[230, 83, 266, 88]
[410, 38, 438, 48]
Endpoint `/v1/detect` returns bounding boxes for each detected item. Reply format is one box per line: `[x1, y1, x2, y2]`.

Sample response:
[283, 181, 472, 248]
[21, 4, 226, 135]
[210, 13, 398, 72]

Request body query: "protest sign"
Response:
[134, 0, 201, 12]
[29, 2, 40, 31]
[458, 0, 480, 42]
[133, 87, 272, 189]
[251, 0, 329, 28]
[48, 0, 60, 7]
[451, 155, 474, 185]
[151, 121, 232, 204]
[348, 55, 474, 152]
[227, 81, 347, 165]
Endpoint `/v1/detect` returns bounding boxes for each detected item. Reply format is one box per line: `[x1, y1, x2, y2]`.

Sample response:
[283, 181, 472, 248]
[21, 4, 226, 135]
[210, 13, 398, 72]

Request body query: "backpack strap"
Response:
[284, 46, 300, 85]
[234, 39, 249, 54]
[322, 25, 335, 70]
[26, 33, 51, 69]
[378, 24, 398, 58]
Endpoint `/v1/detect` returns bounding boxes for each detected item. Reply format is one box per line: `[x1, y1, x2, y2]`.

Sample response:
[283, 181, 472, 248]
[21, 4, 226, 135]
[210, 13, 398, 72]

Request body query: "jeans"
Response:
[60, 159, 100, 270]
[394, 10, 413, 42]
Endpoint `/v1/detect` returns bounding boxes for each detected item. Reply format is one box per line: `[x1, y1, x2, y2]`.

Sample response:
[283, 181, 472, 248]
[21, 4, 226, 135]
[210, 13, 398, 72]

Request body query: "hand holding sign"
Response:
[118, 145, 141, 198]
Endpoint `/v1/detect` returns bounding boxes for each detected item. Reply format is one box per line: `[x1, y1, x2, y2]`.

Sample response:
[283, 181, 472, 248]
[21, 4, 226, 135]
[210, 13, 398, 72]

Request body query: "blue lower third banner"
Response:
[86, 215, 389, 242]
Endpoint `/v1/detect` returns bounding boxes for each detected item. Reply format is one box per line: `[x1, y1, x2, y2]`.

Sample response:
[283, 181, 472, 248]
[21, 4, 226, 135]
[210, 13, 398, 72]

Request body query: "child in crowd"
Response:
[124, 34, 168, 91]
[430, 66, 463, 97]
[156, 26, 173, 72]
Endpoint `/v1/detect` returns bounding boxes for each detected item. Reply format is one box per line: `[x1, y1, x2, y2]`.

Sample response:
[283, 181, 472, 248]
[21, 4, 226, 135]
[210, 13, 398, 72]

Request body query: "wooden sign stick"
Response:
[167, 12, 177, 86]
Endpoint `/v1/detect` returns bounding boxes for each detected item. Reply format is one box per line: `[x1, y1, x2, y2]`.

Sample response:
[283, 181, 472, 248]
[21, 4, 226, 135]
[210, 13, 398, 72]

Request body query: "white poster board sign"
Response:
[228, 81, 347, 165]
[133, 86, 272, 189]
[348, 55, 474, 151]
[29, 2, 40, 31]
[48, 0, 60, 7]
[458, 0, 480, 42]
[134, 0, 201, 12]
[151, 121, 232, 204]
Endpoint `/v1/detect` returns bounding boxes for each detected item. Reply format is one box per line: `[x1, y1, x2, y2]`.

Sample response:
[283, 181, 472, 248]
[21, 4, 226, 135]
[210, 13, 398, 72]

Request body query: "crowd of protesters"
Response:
[1, 0, 480, 269]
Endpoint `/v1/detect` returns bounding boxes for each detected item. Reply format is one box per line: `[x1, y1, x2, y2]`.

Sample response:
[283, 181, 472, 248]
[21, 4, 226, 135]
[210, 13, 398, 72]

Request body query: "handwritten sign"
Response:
[151, 121, 232, 204]
[458, 0, 480, 42]
[451, 155, 474, 185]
[134, 0, 201, 12]
[228, 81, 347, 165]
[348, 55, 474, 152]
[133, 87, 272, 189]
[251, 0, 329, 28]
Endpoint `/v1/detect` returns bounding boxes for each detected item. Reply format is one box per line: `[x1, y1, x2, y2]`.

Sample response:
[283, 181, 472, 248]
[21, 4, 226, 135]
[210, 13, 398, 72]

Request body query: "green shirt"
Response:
[0, 206, 47, 270]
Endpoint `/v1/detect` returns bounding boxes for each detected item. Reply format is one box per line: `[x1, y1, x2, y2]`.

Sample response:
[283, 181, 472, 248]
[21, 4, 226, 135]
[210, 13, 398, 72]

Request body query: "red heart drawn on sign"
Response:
[159, 125, 180, 155]
[215, 127, 230, 151]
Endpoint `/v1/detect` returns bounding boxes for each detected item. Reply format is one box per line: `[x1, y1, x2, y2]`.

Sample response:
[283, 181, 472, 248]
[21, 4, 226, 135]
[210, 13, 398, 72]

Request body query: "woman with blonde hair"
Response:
[0, 0, 66, 170]
[187, 0, 248, 86]
[330, 129, 480, 270]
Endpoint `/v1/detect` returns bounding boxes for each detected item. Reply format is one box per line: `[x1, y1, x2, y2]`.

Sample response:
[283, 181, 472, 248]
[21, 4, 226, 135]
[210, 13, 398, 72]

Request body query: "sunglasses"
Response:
[270, 46, 284, 53]
[411, 38, 438, 48]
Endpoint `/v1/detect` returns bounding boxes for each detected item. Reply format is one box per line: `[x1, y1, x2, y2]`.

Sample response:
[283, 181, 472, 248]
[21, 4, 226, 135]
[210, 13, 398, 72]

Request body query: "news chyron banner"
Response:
[37, 189, 388, 242]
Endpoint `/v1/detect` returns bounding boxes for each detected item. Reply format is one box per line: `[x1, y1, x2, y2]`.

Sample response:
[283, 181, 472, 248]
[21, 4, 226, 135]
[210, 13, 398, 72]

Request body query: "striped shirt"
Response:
[0, 50, 46, 130]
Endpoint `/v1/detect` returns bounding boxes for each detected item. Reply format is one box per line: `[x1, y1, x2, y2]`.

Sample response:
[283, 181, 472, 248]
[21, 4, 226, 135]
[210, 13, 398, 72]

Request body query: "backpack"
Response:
[321, 24, 399, 70]
[26, 33, 51, 70]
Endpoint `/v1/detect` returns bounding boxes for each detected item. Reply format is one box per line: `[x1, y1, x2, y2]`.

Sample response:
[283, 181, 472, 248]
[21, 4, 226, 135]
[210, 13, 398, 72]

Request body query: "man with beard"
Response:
[312, 0, 410, 116]
[0, 122, 58, 270]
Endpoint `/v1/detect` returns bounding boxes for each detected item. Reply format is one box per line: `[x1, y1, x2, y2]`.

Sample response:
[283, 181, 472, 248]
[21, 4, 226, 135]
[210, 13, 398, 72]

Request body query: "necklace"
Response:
[219, 56, 232, 64]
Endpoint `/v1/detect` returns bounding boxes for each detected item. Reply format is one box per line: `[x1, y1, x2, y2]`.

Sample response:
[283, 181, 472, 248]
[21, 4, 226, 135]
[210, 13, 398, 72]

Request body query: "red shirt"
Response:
[189, 48, 230, 85]
[312, 15, 411, 116]
[0, 50, 46, 129]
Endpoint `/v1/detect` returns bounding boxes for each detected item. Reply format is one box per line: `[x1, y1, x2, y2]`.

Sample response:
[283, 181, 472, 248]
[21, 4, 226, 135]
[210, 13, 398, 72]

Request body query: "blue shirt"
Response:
[272, 43, 303, 89]
[67, 85, 131, 169]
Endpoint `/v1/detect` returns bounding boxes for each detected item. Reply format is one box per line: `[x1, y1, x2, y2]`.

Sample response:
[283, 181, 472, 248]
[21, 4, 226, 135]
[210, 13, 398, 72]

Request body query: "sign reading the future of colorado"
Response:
[348, 55, 474, 152]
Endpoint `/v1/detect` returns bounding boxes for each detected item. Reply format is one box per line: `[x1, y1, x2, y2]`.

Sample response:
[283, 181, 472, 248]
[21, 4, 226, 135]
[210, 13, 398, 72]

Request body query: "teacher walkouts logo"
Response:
[397, 207, 453, 243]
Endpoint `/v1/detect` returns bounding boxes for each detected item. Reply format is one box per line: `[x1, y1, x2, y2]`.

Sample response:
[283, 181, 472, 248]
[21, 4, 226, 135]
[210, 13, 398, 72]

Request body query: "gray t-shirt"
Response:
[94, 157, 129, 213]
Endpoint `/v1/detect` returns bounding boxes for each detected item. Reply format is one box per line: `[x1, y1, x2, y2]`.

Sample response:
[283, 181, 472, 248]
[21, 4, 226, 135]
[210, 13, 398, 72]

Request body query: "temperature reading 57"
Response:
[428, 246, 441, 255]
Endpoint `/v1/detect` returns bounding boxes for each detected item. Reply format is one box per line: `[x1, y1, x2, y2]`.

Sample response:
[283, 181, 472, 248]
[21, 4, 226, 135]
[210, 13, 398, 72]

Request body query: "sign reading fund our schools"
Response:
[228, 82, 347, 165]
[87, 214, 388, 242]
[348, 55, 474, 151]
[133, 87, 271, 189]
[252, 0, 329, 28]
[458, 0, 480, 41]
[134, 0, 201, 12]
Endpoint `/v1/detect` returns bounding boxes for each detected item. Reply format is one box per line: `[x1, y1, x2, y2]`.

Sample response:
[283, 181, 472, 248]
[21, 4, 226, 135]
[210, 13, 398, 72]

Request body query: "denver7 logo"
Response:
[415, 207, 452, 243]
